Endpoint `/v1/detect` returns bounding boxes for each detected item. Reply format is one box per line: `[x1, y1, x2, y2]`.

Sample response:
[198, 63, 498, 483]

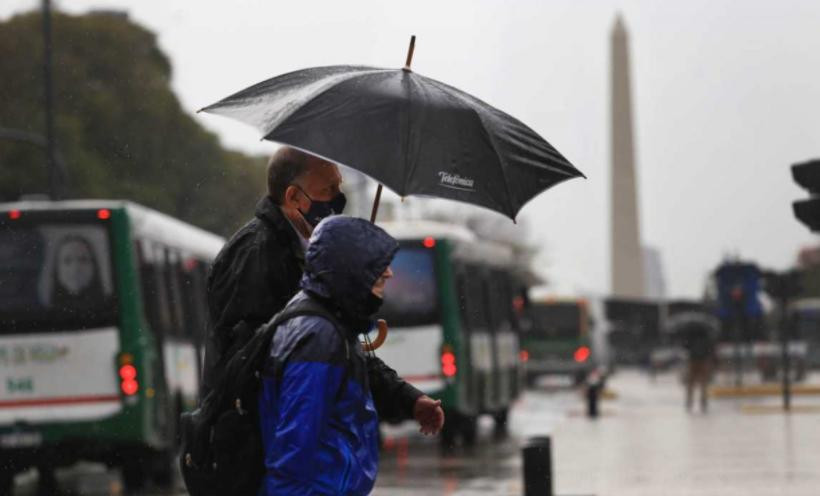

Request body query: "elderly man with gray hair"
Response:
[202, 146, 444, 431]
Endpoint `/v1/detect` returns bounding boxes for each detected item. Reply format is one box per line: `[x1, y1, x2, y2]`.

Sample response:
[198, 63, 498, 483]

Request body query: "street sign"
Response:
[715, 262, 763, 320]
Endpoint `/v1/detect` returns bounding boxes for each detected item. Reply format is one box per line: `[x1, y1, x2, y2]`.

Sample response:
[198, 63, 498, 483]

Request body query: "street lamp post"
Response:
[0, 128, 68, 197]
[42, 0, 60, 200]
[763, 270, 801, 411]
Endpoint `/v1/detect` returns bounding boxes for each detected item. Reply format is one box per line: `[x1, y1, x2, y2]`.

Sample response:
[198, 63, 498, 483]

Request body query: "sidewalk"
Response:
[549, 370, 820, 496]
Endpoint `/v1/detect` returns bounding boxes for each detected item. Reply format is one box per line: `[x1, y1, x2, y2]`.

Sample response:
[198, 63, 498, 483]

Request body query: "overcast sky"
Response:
[3, 0, 819, 298]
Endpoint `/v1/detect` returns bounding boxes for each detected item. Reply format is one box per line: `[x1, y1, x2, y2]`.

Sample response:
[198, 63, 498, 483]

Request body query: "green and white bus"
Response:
[375, 221, 525, 447]
[519, 298, 594, 385]
[0, 200, 222, 493]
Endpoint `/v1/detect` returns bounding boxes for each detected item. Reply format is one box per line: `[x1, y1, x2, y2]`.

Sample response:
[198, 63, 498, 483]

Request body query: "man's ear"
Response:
[283, 185, 301, 208]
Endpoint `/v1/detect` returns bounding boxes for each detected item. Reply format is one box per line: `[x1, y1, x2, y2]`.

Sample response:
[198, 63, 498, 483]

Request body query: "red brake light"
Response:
[423, 237, 436, 249]
[119, 364, 139, 396]
[441, 351, 457, 377]
[119, 364, 137, 381]
[8, 210, 21, 220]
[519, 350, 530, 363]
[574, 346, 590, 363]
[97, 209, 111, 220]
[121, 380, 139, 396]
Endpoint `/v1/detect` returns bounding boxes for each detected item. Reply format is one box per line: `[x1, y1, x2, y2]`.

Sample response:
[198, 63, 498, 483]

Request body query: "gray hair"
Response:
[266, 147, 312, 204]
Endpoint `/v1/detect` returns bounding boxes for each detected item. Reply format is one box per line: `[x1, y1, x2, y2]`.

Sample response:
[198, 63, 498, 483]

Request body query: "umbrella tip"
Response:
[403, 35, 416, 71]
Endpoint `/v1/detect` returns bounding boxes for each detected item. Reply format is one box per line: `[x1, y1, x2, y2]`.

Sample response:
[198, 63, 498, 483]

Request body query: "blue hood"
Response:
[300, 216, 398, 323]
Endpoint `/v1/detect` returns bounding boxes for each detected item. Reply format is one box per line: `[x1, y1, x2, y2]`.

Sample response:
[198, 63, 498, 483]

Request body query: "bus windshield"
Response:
[525, 303, 583, 340]
[0, 222, 117, 332]
[791, 300, 820, 340]
[380, 246, 438, 328]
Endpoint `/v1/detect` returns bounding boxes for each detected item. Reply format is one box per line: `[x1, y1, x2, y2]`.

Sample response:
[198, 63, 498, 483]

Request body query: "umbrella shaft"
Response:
[370, 184, 384, 223]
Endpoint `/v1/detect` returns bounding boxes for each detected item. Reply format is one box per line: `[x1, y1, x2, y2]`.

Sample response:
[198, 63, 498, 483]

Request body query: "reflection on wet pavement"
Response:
[375, 385, 577, 495]
[12, 371, 820, 496]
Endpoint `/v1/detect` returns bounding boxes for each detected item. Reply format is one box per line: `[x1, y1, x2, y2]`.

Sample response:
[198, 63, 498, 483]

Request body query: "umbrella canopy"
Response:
[666, 311, 720, 343]
[201, 64, 584, 220]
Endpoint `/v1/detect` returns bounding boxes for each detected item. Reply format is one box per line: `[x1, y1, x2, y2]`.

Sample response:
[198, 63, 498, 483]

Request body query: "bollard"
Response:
[586, 382, 599, 418]
[585, 369, 603, 418]
[522, 436, 553, 496]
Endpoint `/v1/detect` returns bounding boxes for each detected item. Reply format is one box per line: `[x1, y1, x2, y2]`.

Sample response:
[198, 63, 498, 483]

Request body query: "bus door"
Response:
[459, 265, 496, 413]
[136, 241, 201, 429]
[485, 271, 519, 406]
[177, 256, 210, 388]
[453, 265, 478, 415]
[480, 271, 503, 408]
[0, 216, 121, 427]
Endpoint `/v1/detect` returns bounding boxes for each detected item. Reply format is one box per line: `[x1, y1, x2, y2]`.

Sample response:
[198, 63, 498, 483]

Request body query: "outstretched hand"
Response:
[413, 395, 445, 435]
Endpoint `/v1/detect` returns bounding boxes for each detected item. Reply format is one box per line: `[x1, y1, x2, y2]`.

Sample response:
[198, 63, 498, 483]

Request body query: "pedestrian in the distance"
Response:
[258, 216, 443, 495]
[683, 324, 716, 412]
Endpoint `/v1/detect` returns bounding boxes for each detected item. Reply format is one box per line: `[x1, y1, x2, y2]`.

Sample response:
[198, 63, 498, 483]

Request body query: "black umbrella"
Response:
[201, 37, 584, 221]
[666, 312, 720, 345]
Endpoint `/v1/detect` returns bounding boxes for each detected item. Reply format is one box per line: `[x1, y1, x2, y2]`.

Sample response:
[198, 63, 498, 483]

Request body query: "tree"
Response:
[0, 10, 265, 236]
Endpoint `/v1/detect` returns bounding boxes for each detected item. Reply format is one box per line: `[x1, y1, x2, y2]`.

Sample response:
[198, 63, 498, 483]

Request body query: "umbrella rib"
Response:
[476, 112, 517, 219]
[217, 67, 392, 138]
[401, 73, 414, 196]
[426, 78, 517, 218]
[268, 69, 393, 138]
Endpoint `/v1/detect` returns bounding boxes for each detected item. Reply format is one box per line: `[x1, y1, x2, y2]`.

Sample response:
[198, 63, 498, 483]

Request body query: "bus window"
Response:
[0, 222, 117, 332]
[380, 246, 438, 327]
[164, 249, 186, 337]
[527, 303, 583, 340]
[485, 271, 513, 331]
[136, 240, 173, 338]
[178, 257, 209, 341]
[454, 266, 471, 332]
[462, 267, 490, 332]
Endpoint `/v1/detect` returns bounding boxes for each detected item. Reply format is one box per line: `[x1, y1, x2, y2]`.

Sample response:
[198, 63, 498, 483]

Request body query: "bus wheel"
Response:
[440, 411, 460, 451]
[460, 415, 478, 447]
[122, 458, 147, 492]
[151, 450, 175, 488]
[0, 470, 14, 496]
[525, 373, 537, 388]
[573, 371, 587, 387]
[493, 409, 509, 439]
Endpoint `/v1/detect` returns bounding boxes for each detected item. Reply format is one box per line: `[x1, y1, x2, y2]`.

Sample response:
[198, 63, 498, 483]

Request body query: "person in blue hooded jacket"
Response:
[258, 216, 444, 495]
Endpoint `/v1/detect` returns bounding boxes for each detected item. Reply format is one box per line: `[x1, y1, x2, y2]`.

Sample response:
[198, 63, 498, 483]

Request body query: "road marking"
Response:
[710, 384, 820, 398]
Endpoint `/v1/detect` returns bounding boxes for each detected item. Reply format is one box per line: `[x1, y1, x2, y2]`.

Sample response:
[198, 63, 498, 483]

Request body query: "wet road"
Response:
[374, 383, 577, 496]
[12, 370, 820, 495]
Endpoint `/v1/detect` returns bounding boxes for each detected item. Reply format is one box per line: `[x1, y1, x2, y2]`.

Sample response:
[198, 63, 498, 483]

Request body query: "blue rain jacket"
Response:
[258, 216, 399, 496]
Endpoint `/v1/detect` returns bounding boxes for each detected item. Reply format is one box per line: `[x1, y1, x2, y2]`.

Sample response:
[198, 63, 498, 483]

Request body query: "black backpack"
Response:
[179, 296, 346, 496]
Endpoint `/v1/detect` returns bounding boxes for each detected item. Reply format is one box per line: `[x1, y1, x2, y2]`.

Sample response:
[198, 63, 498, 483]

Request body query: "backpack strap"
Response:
[266, 296, 349, 360]
[263, 295, 351, 392]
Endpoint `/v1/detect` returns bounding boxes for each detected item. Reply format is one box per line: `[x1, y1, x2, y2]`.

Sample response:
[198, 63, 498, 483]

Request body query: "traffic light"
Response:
[761, 270, 803, 301]
[792, 159, 820, 232]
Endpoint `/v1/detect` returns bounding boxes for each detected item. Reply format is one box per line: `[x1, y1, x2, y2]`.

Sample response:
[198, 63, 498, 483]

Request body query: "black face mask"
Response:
[363, 292, 384, 317]
[295, 185, 347, 227]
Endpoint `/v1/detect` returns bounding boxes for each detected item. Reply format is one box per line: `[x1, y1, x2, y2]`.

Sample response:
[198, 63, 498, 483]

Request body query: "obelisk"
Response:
[610, 15, 646, 298]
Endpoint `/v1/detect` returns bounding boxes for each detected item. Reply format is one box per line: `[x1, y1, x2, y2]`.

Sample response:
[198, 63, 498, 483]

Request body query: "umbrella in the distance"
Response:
[201, 36, 584, 222]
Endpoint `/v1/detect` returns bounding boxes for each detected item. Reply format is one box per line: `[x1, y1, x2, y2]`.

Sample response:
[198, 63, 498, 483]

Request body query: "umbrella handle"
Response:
[362, 319, 389, 352]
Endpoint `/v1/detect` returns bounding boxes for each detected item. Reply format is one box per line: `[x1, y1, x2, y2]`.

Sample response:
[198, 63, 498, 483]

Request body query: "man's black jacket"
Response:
[203, 196, 423, 421]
